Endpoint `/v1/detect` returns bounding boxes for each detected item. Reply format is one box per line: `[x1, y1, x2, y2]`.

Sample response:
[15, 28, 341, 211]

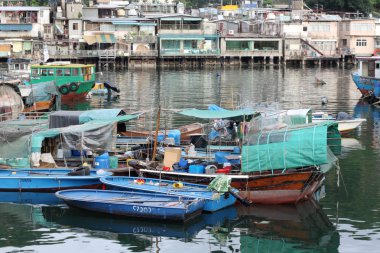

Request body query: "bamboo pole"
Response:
[152, 106, 161, 161]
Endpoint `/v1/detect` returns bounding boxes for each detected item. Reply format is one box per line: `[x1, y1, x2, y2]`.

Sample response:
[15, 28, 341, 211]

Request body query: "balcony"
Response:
[223, 49, 281, 57]
[160, 48, 220, 56]
[126, 35, 156, 44]
[0, 24, 32, 31]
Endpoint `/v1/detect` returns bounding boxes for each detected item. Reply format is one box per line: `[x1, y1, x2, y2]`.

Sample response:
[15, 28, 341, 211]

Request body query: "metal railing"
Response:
[223, 49, 280, 56]
[130, 50, 158, 57]
[160, 49, 220, 56]
[160, 24, 201, 30]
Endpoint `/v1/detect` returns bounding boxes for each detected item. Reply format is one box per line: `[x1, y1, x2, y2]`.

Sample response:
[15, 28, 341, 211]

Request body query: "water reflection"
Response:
[233, 200, 339, 253]
[42, 205, 237, 241]
[0, 190, 338, 252]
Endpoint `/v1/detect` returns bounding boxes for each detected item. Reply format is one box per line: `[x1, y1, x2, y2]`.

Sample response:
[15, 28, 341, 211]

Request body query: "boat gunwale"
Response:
[55, 189, 202, 210]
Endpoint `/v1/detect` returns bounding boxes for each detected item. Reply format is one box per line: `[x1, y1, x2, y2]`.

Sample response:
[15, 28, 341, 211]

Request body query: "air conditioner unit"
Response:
[228, 30, 234, 35]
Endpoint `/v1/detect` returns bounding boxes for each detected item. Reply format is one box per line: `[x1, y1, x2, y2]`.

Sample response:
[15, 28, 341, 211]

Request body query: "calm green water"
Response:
[1, 66, 379, 253]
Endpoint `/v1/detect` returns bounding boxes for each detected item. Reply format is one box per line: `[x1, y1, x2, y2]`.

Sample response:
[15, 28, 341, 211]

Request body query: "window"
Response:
[356, 39, 367, 47]
[64, 69, 71, 76]
[31, 69, 39, 77]
[342, 39, 347, 46]
[376, 63, 380, 69]
[48, 69, 54, 76]
[72, 68, 79, 76]
[44, 25, 51, 34]
[310, 23, 330, 32]
[56, 69, 63, 76]
[353, 23, 372, 31]
[41, 69, 48, 76]
[73, 23, 78, 31]
[303, 26, 307, 31]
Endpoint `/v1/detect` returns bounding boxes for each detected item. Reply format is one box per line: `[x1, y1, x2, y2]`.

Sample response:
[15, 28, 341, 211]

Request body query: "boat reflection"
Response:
[223, 199, 340, 252]
[0, 191, 63, 205]
[42, 204, 238, 241]
[0, 189, 339, 252]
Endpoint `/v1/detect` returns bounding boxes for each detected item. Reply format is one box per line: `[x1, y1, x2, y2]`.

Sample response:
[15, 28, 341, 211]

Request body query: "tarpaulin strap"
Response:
[281, 127, 288, 174]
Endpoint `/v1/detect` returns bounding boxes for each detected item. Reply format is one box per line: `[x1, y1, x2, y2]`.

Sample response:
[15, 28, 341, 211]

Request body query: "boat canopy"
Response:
[49, 109, 129, 128]
[178, 107, 258, 120]
[241, 122, 341, 173]
[0, 109, 138, 167]
[285, 108, 312, 125]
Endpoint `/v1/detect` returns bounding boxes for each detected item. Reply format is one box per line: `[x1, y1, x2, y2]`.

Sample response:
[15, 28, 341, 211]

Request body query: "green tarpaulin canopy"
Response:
[241, 122, 341, 173]
[178, 108, 258, 120]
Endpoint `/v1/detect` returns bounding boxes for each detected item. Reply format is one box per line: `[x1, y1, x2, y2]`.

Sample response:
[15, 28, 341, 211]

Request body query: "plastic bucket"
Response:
[94, 153, 110, 169]
[168, 130, 181, 145]
[189, 164, 205, 174]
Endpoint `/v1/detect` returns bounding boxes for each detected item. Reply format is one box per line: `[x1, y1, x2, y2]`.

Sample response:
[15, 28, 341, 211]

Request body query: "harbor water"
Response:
[1, 65, 380, 252]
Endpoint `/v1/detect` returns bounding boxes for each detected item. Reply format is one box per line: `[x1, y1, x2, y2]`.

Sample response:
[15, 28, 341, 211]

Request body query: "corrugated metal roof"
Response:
[0, 6, 50, 11]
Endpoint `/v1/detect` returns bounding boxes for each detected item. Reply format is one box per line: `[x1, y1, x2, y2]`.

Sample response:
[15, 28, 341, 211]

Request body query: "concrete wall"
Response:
[69, 19, 83, 39]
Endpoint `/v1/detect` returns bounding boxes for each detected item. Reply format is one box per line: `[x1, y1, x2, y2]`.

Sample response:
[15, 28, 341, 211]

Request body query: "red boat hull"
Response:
[138, 168, 324, 205]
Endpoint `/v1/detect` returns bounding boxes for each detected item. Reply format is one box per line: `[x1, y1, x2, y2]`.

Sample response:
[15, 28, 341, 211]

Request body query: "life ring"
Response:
[58, 85, 69, 95]
[69, 82, 79, 92]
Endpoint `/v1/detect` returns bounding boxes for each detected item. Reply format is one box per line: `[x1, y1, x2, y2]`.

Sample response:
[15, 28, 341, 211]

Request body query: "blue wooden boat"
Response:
[0, 169, 111, 192]
[352, 56, 380, 99]
[55, 189, 204, 222]
[100, 176, 237, 212]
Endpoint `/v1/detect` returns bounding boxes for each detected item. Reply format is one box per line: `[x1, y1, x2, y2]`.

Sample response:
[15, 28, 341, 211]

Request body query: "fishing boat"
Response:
[312, 112, 366, 133]
[90, 82, 120, 96]
[351, 56, 380, 101]
[120, 123, 204, 145]
[0, 168, 111, 192]
[135, 166, 324, 205]
[133, 116, 341, 205]
[55, 189, 204, 222]
[28, 62, 95, 100]
[100, 176, 238, 212]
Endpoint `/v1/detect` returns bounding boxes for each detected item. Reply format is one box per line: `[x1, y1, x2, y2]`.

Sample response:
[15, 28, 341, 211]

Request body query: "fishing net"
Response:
[241, 109, 341, 173]
[207, 175, 231, 193]
[0, 84, 24, 121]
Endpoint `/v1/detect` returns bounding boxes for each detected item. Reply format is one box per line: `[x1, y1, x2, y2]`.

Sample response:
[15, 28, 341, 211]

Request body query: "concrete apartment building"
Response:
[339, 18, 376, 56]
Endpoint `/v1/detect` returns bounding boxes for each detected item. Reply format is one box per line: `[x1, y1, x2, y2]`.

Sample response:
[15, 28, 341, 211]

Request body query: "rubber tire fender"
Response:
[58, 85, 70, 95]
[69, 82, 79, 92]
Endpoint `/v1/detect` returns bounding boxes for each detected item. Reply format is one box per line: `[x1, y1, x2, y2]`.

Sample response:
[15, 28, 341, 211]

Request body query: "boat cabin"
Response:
[356, 56, 380, 78]
[29, 62, 96, 86]
[7, 58, 32, 75]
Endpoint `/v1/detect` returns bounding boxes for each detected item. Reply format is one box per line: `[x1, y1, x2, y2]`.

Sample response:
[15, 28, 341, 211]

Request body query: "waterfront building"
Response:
[0, 6, 50, 61]
[339, 18, 376, 57]
[156, 14, 220, 59]
[302, 15, 341, 58]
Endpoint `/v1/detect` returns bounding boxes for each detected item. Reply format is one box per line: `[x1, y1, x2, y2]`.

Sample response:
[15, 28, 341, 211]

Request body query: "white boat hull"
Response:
[312, 118, 366, 133]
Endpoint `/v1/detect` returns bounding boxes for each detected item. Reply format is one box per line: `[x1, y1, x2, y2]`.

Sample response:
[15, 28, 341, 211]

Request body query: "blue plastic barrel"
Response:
[94, 152, 110, 169]
[168, 130, 181, 145]
[189, 164, 205, 174]
[157, 134, 165, 142]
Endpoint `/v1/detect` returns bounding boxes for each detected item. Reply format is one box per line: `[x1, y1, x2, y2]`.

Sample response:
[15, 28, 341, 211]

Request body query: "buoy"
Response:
[321, 96, 328, 105]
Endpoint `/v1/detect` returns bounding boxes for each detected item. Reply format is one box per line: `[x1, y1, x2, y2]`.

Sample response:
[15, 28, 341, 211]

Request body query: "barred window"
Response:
[356, 39, 367, 47]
